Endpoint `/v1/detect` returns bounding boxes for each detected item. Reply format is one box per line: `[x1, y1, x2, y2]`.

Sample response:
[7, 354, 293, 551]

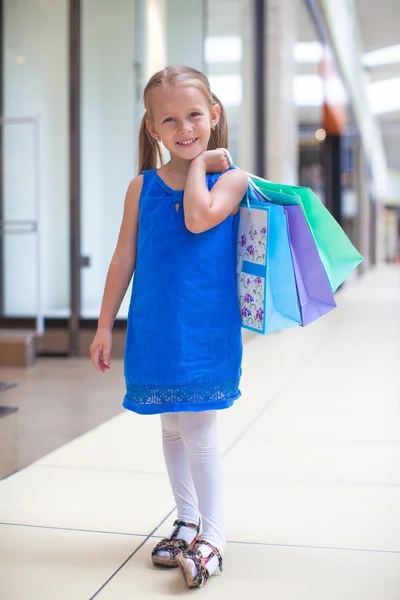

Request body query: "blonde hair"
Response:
[138, 65, 228, 174]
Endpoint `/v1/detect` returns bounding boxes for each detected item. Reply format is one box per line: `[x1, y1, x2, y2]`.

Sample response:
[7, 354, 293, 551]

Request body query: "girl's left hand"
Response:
[196, 148, 232, 173]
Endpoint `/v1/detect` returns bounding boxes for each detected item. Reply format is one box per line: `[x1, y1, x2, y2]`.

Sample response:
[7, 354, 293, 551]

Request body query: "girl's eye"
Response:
[163, 117, 174, 123]
[189, 112, 201, 118]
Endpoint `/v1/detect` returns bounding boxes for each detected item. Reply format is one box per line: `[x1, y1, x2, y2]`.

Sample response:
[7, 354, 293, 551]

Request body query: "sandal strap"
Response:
[182, 540, 223, 587]
[195, 540, 223, 572]
[152, 536, 190, 557]
[151, 519, 200, 559]
[172, 519, 200, 535]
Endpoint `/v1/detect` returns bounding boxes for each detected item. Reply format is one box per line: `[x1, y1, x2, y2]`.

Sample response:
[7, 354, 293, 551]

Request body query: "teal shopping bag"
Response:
[247, 175, 363, 292]
[236, 193, 301, 334]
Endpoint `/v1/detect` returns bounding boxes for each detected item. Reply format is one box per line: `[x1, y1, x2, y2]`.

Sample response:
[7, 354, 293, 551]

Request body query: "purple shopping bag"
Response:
[284, 205, 336, 326]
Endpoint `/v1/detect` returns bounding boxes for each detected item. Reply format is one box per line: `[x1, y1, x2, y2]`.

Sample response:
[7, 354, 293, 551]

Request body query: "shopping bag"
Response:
[284, 204, 337, 325]
[236, 193, 301, 334]
[247, 185, 336, 327]
[248, 175, 363, 292]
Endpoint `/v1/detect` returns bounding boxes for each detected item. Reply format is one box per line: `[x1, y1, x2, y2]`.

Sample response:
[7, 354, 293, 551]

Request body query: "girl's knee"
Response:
[161, 413, 181, 444]
[180, 411, 219, 451]
[161, 412, 179, 430]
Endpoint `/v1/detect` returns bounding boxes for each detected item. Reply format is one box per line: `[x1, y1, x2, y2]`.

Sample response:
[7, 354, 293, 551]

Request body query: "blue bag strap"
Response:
[221, 152, 270, 215]
[244, 186, 252, 214]
[249, 178, 272, 203]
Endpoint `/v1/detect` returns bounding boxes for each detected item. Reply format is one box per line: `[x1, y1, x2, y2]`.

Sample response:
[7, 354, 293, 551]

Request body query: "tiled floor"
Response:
[0, 358, 125, 469]
[0, 265, 399, 599]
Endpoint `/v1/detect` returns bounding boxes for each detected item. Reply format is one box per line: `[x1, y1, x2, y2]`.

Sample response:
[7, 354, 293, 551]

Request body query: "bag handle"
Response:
[223, 153, 271, 213]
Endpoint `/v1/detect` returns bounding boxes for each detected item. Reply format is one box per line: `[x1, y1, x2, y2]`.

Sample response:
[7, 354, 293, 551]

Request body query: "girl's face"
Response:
[147, 85, 220, 161]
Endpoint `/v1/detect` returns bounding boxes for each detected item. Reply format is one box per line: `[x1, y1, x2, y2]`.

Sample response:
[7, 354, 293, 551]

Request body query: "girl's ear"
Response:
[210, 103, 221, 129]
[146, 119, 159, 141]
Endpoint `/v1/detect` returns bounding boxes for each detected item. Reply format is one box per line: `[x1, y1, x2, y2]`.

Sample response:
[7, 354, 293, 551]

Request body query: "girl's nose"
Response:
[179, 120, 193, 135]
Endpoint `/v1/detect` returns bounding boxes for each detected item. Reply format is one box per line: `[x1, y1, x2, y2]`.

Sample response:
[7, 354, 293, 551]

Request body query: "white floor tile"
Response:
[156, 473, 400, 552]
[0, 524, 144, 600]
[95, 537, 400, 600]
[0, 466, 174, 535]
[246, 383, 400, 444]
[222, 477, 400, 551]
[224, 438, 400, 485]
[35, 413, 165, 472]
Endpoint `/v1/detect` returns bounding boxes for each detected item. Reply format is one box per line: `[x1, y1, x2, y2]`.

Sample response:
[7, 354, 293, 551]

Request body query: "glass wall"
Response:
[165, 0, 256, 173]
[80, 0, 258, 320]
[166, 0, 204, 71]
[204, 0, 256, 173]
[80, 0, 137, 318]
[2, 0, 258, 337]
[3, 0, 69, 318]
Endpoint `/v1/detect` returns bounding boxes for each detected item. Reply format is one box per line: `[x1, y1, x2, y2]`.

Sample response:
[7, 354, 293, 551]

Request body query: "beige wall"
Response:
[265, 0, 299, 184]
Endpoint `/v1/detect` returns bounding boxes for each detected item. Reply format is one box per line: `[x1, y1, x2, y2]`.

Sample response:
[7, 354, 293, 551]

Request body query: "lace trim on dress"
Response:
[125, 379, 240, 405]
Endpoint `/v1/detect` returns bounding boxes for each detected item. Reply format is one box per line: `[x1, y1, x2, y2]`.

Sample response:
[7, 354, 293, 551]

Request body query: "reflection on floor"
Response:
[0, 265, 399, 599]
[0, 355, 125, 469]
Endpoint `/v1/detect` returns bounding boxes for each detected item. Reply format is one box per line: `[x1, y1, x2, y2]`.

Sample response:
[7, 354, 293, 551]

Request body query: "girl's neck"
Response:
[163, 156, 192, 177]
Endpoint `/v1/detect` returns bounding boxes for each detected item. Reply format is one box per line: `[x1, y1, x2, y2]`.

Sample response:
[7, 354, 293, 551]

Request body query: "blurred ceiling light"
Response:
[16, 56, 25, 65]
[208, 74, 242, 107]
[368, 78, 400, 114]
[204, 36, 242, 64]
[362, 45, 400, 67]
[294, 75, 324, 106]
[294, 42, 323, 63]
[315, 128, 327, 141]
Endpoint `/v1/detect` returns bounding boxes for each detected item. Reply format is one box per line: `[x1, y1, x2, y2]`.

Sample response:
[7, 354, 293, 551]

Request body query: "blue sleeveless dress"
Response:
[123, 168, 242, 415]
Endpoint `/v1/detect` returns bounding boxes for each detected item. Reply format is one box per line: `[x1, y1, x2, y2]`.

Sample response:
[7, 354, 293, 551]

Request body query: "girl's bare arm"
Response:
[97, 175, 143, 331]
[184, 150, 248, 234]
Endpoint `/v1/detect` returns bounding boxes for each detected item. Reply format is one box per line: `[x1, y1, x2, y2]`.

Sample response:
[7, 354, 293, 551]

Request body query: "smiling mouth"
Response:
[177, 138, 198, 147]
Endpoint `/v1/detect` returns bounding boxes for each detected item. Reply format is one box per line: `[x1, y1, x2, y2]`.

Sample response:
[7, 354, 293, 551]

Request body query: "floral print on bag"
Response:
[237, 207, 267, 330]
[237, 211, 267, 265]
[238, 273, 265, 330]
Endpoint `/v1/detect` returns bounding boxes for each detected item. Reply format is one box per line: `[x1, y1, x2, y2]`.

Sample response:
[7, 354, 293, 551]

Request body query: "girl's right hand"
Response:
[90, 328, 112, 373]
[197, 148, 232, 173]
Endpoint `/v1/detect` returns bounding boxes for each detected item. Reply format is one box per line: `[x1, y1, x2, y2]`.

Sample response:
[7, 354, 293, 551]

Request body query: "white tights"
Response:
[161, 410, 226, 552]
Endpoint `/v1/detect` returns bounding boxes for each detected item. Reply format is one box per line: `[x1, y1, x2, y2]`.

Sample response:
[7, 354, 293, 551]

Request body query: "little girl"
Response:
[90, 65, 248, 589]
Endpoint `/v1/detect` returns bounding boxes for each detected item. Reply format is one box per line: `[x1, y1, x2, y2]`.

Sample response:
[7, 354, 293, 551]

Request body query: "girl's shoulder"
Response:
[127, 173, 144, 196]
[128, 169, 162, 197]
[207, 166, 248, 191]
[123, 174, 144, 212]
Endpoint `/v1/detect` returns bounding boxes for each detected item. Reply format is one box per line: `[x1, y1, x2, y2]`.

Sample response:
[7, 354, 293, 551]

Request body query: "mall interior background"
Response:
[1, 0, 399, 357]
[1, 4, 400, 597]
